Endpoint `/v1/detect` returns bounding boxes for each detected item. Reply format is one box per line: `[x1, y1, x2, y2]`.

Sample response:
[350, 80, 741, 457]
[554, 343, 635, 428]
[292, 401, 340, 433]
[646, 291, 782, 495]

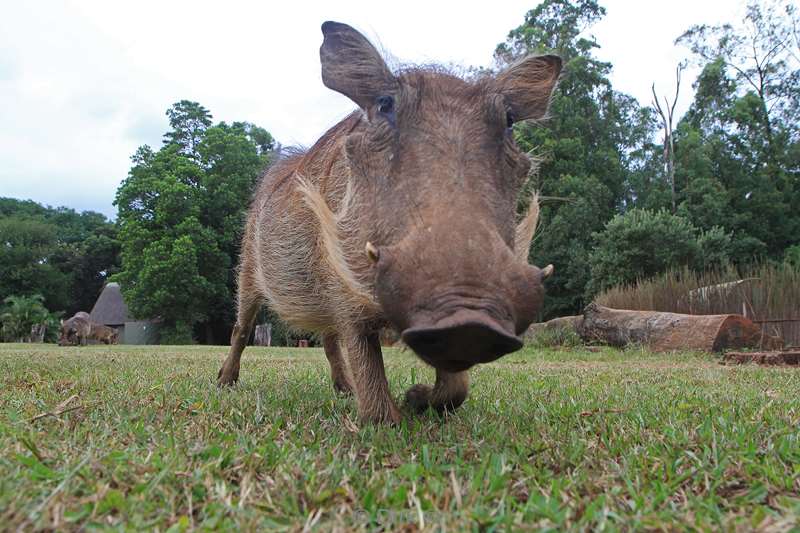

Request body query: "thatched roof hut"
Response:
[89, 282, 129, 326]
[89, 282, 160, 344]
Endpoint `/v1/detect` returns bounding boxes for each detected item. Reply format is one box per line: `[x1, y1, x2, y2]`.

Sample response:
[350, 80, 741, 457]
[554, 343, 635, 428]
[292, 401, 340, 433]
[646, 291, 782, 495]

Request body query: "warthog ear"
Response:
[320, 21, 397, 110]
[495, 54, 562, 121]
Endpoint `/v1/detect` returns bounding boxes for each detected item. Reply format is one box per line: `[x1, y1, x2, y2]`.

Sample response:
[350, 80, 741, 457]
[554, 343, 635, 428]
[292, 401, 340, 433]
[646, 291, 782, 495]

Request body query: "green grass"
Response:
[1, 343, 799, 531]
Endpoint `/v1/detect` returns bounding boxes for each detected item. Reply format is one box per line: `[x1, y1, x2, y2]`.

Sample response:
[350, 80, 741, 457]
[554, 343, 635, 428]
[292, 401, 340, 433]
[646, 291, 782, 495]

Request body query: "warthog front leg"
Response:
[345, 331, 401, 425]
[217, 294, 260, 386]
[405, 369, 469, 414]
[322, 333, 353, 394]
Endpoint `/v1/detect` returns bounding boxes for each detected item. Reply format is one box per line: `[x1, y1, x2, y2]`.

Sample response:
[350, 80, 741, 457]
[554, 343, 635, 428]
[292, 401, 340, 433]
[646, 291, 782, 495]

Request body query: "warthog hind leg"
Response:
[345, 331, 401, 425]
[406, 369, 469, 414]
[323, 333, 353, 394]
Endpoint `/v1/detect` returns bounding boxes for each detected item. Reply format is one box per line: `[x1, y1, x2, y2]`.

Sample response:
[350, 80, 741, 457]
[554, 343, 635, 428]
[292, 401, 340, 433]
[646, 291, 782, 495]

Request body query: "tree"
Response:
[675, 1, 800, 260]
[0, 215, 71, 312]
[0, 294, 52, 342]
[0, 200, 120, 316]
[163, 100, 213, 159]
[114, 102, 272, 343]
[651, 63, 685, 213]
[677, 0, 800, 171]
[496, 0, 658, 317]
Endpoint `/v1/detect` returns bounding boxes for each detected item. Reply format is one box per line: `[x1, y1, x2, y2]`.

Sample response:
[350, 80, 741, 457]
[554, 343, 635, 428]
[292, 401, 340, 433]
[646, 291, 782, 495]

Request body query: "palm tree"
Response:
[0, 295, 51, 342]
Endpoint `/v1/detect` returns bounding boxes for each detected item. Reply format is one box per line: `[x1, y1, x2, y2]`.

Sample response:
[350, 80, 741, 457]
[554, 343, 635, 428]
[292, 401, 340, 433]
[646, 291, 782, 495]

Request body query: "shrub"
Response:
[587, 209, 732, 298]
[526, 325, 583, 349]
[159, 321, 195, 345]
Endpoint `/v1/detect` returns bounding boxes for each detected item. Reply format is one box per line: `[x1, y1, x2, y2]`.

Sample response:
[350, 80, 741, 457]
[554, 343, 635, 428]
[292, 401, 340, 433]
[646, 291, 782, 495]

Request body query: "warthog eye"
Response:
[506, 111, 515, 130]
[377, 95, 394, 114]
[376, 95, 396, 126]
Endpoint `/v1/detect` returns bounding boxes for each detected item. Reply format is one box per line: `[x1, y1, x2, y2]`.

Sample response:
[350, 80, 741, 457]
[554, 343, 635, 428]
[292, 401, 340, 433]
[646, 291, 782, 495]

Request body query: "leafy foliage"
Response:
[114, 102, 274, 343]
[673, 0, 800, 259]
[496, 0, 658, 317]
[588, 209, 731, 294]
[0, 199, 119, 316]
[0, 294, 55, 342]
[785, 244, 800, 268]
[498, 0, 798, 315]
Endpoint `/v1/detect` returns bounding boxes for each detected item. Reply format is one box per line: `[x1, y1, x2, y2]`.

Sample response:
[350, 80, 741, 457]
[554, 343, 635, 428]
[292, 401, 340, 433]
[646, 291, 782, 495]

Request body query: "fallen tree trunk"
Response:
[525, 304, 783, 352]
[581, 303, 784, 352]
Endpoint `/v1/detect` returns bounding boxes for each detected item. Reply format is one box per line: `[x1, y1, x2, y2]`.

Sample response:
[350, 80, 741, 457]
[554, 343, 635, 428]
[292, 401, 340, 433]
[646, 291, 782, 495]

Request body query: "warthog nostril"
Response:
[407, 330, 447, 352]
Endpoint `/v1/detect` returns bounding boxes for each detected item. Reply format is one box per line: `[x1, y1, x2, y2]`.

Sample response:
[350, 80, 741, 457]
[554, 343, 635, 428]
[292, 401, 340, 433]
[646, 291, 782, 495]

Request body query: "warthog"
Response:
[90, 324, 119, 345]
[58, 312, 92, 346]
[58, 312, 118, 345]
[218, 21, 560, 424]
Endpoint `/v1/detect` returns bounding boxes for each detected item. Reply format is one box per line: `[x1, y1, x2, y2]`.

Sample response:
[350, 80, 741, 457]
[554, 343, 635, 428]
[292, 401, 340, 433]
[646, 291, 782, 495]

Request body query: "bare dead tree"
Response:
[652, 62, 684, 214]
[789, 3, 800, 61]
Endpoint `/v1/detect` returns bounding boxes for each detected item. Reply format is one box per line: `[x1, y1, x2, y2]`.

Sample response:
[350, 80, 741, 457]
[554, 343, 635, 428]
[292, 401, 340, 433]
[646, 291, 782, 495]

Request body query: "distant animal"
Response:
[58, 313, 118, 345]
[58, 312, 92, 346]
[90, 324, 119, 345]
[217, 21, 560, 424]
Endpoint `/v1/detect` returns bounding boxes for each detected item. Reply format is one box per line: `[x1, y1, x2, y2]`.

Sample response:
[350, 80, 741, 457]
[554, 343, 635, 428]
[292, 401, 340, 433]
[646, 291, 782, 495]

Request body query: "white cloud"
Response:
[0, 0, 751, 218]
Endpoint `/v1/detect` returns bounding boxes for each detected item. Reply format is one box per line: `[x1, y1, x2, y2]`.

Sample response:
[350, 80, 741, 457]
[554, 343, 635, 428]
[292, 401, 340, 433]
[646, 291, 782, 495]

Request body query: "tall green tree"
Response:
[496, 0, 658, 316]
[675, 0, 800, 259]
[114, 102, 273, 343]
[0, 216, 70, 312]
[163, 100, 213, 159]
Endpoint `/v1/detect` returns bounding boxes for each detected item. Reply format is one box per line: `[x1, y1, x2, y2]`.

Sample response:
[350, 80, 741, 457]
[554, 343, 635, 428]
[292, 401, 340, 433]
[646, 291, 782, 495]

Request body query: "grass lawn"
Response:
[1, 343, 799, 531]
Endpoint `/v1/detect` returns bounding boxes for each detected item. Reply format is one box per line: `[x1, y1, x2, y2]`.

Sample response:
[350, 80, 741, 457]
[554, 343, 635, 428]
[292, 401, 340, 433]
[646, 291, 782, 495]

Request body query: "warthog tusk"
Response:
[542, 264, 554, 279]
[365, 242, 380, 263]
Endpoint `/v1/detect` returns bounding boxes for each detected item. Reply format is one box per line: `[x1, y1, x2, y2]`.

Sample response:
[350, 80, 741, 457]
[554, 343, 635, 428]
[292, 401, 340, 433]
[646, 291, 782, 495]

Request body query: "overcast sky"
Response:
[1, 0, 749, 218]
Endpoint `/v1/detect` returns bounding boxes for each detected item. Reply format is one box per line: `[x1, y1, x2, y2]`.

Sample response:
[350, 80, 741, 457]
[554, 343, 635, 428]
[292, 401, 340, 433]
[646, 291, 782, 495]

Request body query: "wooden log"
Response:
[580, 303, 783, 352]
[722, 351, 800, 366]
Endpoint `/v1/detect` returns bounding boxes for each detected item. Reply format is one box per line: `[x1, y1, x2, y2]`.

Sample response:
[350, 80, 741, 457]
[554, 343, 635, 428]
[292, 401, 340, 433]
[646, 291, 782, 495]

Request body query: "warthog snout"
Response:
[373, 224, 550, 370]
[402, 309, 522, 372]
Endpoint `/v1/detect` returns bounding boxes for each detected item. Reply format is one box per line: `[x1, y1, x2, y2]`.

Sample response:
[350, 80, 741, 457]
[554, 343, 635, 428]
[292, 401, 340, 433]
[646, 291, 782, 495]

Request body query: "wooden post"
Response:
[253, 323, 272, 346]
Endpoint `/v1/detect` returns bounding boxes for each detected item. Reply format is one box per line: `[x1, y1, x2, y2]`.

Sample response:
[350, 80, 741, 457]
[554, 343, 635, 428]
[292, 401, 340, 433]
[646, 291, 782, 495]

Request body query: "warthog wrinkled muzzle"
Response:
[373, 226, 547, 371]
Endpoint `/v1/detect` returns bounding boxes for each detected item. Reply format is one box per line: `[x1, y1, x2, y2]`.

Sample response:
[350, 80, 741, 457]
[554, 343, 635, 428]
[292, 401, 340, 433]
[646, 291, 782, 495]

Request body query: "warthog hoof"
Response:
[405, 384, 435, 413]
[358, 402, 402, 426]
[216, 366, 239, 387]
[405, 384, 465, 414]
[333, 379, 353, 395]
